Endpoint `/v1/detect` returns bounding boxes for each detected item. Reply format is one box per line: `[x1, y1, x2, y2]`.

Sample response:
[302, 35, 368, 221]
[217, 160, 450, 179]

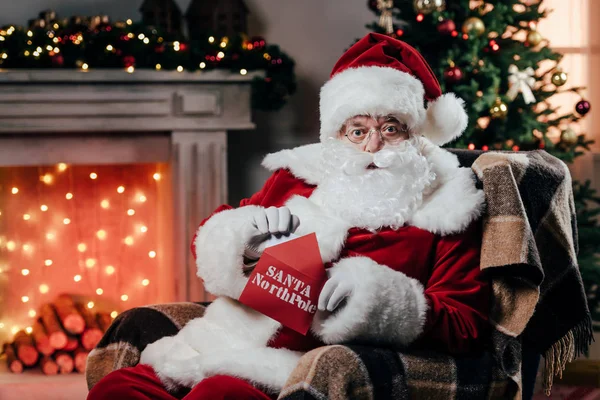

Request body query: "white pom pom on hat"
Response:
[319, 33, 467, 146]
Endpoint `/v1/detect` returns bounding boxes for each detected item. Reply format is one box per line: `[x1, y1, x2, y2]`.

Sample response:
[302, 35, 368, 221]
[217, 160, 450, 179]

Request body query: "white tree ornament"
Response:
[506, 64, 536, 104]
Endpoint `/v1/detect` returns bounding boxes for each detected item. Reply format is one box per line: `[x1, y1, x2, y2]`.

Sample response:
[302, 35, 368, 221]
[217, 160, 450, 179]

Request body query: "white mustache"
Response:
[373, 149, 401, 168]
[342, 152, 373, 176]
[341, 145, 411, 176]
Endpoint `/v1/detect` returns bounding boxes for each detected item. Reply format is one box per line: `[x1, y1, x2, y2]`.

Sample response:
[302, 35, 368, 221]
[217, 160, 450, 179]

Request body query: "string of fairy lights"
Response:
[0, 163, 163, 336]
[0, 19, 275, 73]
[0, 15, 296, 111]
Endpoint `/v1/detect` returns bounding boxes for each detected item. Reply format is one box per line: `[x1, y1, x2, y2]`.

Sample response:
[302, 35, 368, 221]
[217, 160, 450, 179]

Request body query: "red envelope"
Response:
[239, 233, 326, 335]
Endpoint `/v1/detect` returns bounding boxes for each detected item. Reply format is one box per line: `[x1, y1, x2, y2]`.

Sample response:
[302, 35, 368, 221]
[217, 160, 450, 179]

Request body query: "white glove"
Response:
[245, 207, 300, 260]
[253, 206, 300, 235]
[318, 268, 357, 312]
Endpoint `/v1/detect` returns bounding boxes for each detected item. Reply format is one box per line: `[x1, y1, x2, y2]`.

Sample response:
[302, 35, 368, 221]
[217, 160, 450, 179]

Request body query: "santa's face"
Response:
[338, 115, 410, 153]
[312, 115, 436, 231]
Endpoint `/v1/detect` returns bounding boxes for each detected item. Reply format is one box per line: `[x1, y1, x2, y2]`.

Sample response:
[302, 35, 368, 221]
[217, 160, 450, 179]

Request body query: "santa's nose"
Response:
[364, 131, 384, 153]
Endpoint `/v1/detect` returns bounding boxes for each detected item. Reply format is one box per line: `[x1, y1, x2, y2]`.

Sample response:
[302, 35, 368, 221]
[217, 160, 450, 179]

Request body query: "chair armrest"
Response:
[86, 302, 206, 390]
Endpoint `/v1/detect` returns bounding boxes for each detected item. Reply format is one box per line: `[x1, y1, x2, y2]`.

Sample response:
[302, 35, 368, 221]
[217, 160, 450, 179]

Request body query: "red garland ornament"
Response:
[575, 99, 591, 116]
[444, 65, 463, 83]
[250, 36, 266, 50]
[51, 54, 64, 67]
[123, 55, 136, 68]
[437, 19, 456, 35]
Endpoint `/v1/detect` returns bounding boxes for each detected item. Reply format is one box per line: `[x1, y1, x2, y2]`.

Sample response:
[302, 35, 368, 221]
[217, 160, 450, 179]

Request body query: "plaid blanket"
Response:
[86, 150, 591, 399]
[471, 150, 593, 394]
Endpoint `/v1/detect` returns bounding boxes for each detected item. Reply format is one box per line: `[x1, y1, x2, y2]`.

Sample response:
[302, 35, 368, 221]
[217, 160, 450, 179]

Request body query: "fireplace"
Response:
[0, 69, 256, 347]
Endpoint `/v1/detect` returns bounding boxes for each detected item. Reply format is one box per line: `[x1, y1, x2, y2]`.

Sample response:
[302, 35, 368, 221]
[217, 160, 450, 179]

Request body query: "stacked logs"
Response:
[3, 294, 114, 375]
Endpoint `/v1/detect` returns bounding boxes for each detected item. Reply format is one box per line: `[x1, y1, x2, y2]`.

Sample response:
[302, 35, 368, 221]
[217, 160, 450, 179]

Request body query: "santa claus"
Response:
[87, 33, 489, 400]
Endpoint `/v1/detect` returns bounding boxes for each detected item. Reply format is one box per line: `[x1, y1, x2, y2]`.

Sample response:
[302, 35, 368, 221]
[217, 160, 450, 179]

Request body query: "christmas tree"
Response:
[364, 0, 600, 321]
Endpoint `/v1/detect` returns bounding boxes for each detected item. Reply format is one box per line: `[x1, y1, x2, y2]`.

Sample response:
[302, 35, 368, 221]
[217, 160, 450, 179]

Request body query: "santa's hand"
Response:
[318, 268, 356, 312]
[312, 257, 428, 347]
[246, 207, 300, 260]
[253, 206, 300, 236]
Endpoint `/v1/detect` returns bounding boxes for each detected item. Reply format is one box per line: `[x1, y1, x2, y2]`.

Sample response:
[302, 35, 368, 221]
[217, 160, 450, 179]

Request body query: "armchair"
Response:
[86, 150, 592, 400]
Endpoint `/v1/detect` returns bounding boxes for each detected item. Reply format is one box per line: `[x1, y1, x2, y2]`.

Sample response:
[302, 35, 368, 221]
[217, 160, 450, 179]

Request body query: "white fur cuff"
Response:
[194, 206, 263, 299]
[312, 256, 428, 348]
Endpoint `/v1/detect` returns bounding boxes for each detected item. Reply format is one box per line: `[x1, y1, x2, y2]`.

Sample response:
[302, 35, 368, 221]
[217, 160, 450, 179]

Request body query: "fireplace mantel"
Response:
[0, 69, 259, 302]
[0, 69, 258, 133]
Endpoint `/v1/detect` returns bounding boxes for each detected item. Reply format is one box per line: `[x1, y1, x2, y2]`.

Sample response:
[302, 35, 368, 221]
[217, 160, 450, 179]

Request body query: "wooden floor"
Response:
[534, 385, 600, 400]
[0, 355, 88, 400]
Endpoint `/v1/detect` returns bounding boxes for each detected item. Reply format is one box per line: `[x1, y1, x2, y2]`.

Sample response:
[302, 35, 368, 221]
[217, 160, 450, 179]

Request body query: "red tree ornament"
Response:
[575, 99, 591, 116]
[444, 65, 463, 83]
[437, 19, 456, 35]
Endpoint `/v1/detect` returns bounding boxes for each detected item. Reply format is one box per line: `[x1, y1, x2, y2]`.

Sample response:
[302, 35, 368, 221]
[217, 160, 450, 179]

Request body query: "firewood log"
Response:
[40, 355, 59, 375]
[63, 335, 79, 352]
[54, 351, 74, 374]
[32, 319, 54, 356]
[73, 347, 89, 373]
[53, 294, 85, 335]
[13, 330, 39, 367]
[40, 303, 68, 349]
[3, 343, 23, 373]
[75, 303, 103, 350]
[96, 312, 113, 332]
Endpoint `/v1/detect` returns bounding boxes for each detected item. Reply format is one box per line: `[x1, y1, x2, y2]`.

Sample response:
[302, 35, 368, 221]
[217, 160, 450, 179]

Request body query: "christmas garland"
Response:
[0, 16, 296, 111]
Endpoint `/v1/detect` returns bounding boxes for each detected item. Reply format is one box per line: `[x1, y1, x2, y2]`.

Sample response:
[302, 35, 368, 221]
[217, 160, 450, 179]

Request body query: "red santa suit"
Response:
[88, 33, 489, 400]
[197, 137, 488, 356]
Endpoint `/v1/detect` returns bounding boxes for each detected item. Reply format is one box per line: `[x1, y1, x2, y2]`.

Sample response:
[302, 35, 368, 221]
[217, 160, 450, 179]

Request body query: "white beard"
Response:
[311, 136, 436, 231]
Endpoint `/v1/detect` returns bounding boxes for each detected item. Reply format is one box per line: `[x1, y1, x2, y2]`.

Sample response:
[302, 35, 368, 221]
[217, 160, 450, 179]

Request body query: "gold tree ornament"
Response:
[560, 128, 578, 146]
[462, 17, 485, 37]
[489, 97, 508, 119]
[413, 0, 445, 14]
[551, 69, 568, 87]
[377, 0, 395, 34]
[526, 29, 543, 46]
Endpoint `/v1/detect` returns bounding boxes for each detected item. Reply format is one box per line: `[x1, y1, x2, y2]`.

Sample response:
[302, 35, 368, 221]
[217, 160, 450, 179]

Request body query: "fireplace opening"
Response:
[0, 162, 174, 345]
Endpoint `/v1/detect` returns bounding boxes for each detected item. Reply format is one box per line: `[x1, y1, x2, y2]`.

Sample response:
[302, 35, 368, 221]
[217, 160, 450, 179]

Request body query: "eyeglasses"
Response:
[344, 124, 409, 145]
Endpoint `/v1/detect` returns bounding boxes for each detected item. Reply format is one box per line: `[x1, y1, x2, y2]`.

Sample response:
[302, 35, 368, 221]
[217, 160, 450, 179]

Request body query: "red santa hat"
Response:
[319, 33, 467, 146]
